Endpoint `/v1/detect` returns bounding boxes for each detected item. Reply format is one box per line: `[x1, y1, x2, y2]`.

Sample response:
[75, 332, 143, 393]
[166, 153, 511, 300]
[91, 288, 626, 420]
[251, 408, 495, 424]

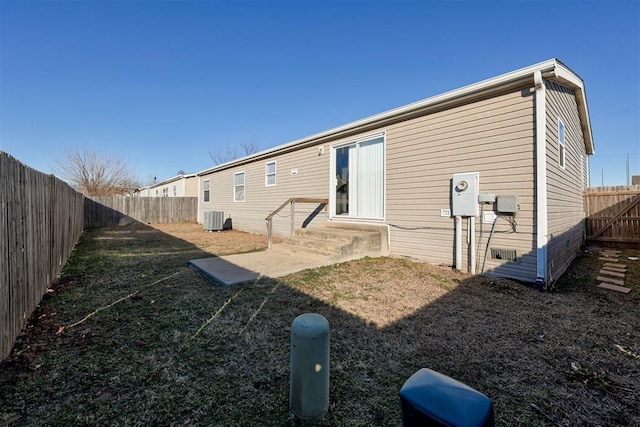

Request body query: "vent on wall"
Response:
[490, 248, 518, 262]
[204, 211, 225, 231]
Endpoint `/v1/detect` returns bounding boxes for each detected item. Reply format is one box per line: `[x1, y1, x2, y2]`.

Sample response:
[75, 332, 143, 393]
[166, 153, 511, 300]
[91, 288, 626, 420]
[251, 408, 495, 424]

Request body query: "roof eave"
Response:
[550, 61, 595, 155]
[197, 59, 593, 175]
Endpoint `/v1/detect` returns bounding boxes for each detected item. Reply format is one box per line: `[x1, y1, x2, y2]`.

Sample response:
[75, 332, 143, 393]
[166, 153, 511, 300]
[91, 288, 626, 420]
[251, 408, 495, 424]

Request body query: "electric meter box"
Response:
[451, 172, 479, 217]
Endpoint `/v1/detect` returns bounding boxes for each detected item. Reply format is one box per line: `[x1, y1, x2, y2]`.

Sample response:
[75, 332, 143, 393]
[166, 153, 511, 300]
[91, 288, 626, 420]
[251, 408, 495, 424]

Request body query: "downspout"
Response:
[534, 70, 548, 290]
[469, 216, 476, 275]
[197, 175, 201, 223]
[455, 216, 462, 271]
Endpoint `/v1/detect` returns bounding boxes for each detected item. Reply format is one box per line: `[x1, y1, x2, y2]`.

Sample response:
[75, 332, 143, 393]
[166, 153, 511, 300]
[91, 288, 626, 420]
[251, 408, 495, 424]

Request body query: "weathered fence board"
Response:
[1, 153, 198, 361]
[1, 154, 10, 362]
[1, 152, 85, 361]
[84, 196, 197, 228]
[585, 185, 640, 245]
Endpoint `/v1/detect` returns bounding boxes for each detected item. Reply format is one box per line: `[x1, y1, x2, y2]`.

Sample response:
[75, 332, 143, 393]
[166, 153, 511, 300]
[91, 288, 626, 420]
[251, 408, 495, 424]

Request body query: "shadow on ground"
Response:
[1, 222, 638, 426]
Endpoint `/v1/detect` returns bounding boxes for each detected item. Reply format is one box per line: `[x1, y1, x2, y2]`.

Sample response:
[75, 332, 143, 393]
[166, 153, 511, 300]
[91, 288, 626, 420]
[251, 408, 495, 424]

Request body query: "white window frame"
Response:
[329, 132, 386, 220]
[172, 184, 177, 197]
[265, 161, 276, 187]
[203, 179, 210, 203]
[558, 118, 566, 170]
[163, 187, 168, 197]
[234, 171, 245, 202]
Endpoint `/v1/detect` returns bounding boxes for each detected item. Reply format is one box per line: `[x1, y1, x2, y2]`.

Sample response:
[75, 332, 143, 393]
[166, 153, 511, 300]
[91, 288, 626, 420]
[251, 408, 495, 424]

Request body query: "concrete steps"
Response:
[269, 223, 387, 264]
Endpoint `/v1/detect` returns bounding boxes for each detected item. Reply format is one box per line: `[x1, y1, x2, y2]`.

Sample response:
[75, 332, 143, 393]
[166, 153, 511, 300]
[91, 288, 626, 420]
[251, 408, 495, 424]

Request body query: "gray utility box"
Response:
[204, 211, 225, 231]
[496, 195, 519, 214]
[452, 172, 480, 217]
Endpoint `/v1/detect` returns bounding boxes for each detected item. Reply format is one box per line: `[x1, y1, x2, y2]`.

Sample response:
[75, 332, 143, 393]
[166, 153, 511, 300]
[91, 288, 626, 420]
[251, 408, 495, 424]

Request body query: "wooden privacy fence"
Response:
[85, 196, 198, 228]
[1, 152, 85, 361]
[585, 185, 640, 244]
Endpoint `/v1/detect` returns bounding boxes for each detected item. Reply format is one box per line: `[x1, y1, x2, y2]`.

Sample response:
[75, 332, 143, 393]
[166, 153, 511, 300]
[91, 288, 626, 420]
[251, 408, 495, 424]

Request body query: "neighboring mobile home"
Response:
[196, 59, 593, 287]
[137, 173, 198, 197]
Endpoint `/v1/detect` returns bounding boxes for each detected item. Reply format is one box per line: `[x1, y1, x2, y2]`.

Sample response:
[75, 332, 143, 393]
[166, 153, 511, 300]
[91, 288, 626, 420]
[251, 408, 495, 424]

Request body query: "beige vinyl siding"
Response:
[385, 88, 537, 282]
[184, 177, 198, 197]
[197, 86, 539, 282]
[545, 80, 587, 282]
[147, 183, 167, 197]
[146, 176, 197, 197]
[199, 144, 330, 236]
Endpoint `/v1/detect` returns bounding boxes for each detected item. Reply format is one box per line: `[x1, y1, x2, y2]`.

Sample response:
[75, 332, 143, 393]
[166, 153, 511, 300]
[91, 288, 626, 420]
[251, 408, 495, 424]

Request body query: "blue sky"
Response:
[1, 1, 638, 186]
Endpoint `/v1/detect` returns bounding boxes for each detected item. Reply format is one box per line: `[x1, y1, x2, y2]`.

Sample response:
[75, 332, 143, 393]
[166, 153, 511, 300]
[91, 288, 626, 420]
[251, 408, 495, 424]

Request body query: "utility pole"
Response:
[626, 154, 630, 185]
[601, 168, 604, 187]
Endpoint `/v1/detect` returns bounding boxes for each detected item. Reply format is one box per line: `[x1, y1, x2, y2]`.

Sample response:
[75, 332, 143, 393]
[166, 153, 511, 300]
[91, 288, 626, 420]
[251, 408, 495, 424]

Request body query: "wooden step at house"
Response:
[269, 223, 388, 265]
[599, 257, 620, 262]
[598, 283, 632, 294]
[598, 269, 626, 279]
[596, 276, 625, 286]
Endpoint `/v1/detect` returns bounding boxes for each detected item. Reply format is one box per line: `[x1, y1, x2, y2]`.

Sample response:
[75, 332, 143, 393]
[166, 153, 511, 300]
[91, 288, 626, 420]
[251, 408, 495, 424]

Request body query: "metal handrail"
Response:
[265, 198, 328, 248]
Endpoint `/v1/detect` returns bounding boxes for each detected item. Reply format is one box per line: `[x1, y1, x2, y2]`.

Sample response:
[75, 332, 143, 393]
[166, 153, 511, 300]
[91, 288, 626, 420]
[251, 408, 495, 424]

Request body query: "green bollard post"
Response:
[290, 313, 330, 423]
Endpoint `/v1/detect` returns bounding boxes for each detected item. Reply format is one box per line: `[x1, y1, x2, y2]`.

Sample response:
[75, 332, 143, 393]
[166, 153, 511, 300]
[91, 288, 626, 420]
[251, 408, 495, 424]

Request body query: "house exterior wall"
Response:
[544, 80, 588, 283]
[384, 87, 537, 282]
[145, 184, 167, 197]
[144, 175, 197, 197]
[198, 144, 330, 235]
[184, 176, 198, 197]
[199, 86, 540, 282]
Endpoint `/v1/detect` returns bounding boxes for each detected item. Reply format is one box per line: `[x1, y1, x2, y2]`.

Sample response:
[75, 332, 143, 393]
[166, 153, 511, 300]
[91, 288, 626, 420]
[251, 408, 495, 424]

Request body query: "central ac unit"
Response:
[204, 211, 225, 231]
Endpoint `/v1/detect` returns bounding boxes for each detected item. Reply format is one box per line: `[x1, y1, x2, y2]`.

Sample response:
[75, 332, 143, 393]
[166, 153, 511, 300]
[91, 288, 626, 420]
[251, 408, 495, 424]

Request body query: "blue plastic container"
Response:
[400, 368, 494, 427]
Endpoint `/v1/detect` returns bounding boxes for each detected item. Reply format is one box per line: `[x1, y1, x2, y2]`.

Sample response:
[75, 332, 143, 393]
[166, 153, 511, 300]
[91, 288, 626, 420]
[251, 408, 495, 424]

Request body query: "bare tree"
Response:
[209, 140, 260, 165]
[55, 146, 140, 196]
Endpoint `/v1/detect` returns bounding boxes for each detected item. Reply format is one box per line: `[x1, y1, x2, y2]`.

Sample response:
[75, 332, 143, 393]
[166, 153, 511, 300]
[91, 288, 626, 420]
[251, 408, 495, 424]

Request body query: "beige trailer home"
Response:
[196, 59, 593, 287]
[137, 173, 198, 197]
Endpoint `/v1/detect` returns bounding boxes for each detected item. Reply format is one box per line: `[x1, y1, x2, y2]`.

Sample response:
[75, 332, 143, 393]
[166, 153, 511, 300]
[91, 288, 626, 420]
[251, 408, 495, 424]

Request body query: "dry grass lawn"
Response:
[1, 222, 638, 426]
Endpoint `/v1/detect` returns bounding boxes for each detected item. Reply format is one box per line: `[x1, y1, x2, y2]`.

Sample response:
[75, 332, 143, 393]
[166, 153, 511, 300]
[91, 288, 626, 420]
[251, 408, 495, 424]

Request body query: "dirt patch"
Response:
[1, 224, 639, 426]
[150, 222, 278, 256]
[1, 275, 81, 373]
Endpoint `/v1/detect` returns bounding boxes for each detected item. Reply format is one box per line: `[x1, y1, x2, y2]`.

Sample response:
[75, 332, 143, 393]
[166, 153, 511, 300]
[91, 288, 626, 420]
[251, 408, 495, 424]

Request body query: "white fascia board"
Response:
[552, 61, 594, 155]
[195, 59, 574, 177]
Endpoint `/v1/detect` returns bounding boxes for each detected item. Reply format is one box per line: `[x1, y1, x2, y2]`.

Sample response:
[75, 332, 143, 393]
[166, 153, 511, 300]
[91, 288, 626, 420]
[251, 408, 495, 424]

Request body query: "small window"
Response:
[234, 172, 245, 202]
[203, 179, 210, 202]
[163, 188, 168, 197]
[265, 161, 276, 186]
[558, 119, 566, 169]
[155, 189, 159, 197]
[173, 184, 177, 197]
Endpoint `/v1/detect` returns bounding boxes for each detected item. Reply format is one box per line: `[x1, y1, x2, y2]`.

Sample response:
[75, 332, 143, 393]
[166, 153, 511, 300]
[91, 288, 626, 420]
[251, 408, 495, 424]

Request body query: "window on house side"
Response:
[558, 119, 566, 169]
[203, 179, 210, 202]
[265, 161, 276, 186]
[234, 172, 245, 202]
[173, 184, 177, 197]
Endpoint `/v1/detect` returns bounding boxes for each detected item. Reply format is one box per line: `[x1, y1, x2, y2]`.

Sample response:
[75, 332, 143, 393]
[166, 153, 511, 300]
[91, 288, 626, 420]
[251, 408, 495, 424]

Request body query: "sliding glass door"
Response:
[332, 135, 384, 219]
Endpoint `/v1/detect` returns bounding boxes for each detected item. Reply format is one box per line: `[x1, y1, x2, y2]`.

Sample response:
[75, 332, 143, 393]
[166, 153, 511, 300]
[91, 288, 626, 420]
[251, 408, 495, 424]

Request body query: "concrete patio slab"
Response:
[189, 249, 327, 286]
